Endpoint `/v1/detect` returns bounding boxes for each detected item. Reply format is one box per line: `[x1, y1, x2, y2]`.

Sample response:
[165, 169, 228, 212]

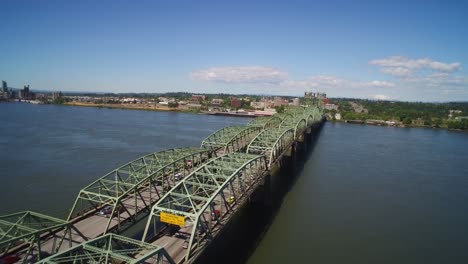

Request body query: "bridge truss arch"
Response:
[142, 153, 267, 262]
[280, 117, 307, 140]
[248, 116, 282, 129]
[246, 128, 295, 167]
[284, 106, 305, 115]
[0, 211, 79, 262]
[200, 126, 262, 154]
[68, 147, 214, 235]
[37, 233, 175, 264]
[304, 113, 315, 127]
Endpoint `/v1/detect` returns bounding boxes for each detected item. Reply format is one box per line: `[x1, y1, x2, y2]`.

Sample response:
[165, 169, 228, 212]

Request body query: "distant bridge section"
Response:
[247, 116, 282, 129]
[200, 125, 262, 154]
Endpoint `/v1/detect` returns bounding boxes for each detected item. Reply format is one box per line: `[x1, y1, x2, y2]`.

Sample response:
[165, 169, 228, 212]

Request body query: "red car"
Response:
[211, 209, 220, 221]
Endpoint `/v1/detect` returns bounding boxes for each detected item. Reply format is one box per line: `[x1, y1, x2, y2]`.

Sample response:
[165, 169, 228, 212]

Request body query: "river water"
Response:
[1, 103, 468, 263]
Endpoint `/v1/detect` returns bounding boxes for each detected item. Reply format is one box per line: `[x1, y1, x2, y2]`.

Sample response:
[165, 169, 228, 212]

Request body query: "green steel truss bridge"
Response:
[68, 147, 215, 236]
[0, 106, 323, 264]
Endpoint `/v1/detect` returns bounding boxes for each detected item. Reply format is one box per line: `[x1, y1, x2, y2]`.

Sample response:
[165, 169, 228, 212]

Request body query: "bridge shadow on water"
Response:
[194, 121, 325, 264]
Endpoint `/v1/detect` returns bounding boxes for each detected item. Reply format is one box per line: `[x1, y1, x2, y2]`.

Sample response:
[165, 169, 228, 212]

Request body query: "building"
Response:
[230, 98, 242, 109]
[211, 98, 224, 106]
[324, 103, 338, 110]
[334, 113, 342, 120]
[305, 91, 327, 99]
[18, 85, 35, 100]
[1, 80, 10, 99]
[52, 91, 62, 100]
[191, 94, 206, 101]
[250, 101, 265, 109]
[274, 97, 288, 107]
[292, 98, 300, 106]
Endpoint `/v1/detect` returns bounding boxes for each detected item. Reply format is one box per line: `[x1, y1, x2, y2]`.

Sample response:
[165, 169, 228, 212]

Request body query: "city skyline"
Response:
[1, 0, 467, 101]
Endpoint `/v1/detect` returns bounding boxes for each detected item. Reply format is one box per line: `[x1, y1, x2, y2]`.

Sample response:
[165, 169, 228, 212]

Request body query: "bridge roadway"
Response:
[0, 106, 323, 263]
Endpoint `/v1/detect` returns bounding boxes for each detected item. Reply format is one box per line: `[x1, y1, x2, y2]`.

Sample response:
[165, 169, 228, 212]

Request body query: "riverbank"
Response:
[63, 102, 267, 117]
[329, 119, 468, 132]
[64, 102, 187, 112]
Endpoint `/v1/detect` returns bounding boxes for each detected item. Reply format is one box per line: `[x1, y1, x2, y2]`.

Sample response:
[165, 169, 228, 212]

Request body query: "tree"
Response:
[168, 102, 179, 108]
[275, 105, 285, 113]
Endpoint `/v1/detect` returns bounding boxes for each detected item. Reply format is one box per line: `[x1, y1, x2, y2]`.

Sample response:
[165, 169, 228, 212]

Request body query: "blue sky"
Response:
[1, 0, 467, 101]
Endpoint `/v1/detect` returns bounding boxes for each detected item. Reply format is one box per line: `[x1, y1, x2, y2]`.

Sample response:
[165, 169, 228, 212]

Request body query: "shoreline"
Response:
[3, 101, 466, 131]
[328, 119, 468, 132]
[62, 102, 263, 118]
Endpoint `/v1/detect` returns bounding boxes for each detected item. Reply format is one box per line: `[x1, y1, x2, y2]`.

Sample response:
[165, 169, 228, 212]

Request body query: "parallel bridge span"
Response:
[246, 128, 295, 167]
[142, 153, 267, 263]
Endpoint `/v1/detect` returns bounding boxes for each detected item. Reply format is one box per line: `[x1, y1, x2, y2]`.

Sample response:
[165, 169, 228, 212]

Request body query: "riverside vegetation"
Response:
[327, 99, 468, 130]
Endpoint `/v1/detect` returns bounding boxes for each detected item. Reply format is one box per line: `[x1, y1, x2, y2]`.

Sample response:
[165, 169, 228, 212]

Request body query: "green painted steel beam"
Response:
[36, 233, 175, 264]
[0, 211, 75, 262]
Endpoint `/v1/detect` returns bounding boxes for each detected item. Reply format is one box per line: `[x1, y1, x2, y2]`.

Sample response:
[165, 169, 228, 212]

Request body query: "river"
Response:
[1, 103, 468, 263]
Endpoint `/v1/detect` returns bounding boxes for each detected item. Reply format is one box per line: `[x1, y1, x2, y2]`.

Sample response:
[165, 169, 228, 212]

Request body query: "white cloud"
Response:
[363, 80, 395, 88]
[380, 67, 412, 77]
[189, 61, 467, 101]
[190, 66, 288, 84]
[374, 94, 390, 100]
[370, 56, 461, 76]
[280, 76, 394, 90]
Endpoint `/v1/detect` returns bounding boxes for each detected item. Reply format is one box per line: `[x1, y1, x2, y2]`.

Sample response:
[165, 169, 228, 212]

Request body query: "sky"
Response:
[1, 0, 467, 101]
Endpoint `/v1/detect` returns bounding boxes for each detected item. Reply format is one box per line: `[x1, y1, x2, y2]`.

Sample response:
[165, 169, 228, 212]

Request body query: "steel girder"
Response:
[246, 128, 295, 167]
[0, 211, 76, 263]
[280, 117, 307, 140]
[248, 116, 282, 129]
[304, 107, 322, 121]
[68, 147, 214, 235]
[36, 233, 175, 264]
[304, 113, 315, 127]
[275, 113, 294, 122]
[142, 153, 267, 262]
[200, 126, 262, 154]
[284, 106, 305, 115]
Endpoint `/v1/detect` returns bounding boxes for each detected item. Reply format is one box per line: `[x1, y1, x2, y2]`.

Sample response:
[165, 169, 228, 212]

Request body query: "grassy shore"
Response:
[64, 102, 196, 113]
